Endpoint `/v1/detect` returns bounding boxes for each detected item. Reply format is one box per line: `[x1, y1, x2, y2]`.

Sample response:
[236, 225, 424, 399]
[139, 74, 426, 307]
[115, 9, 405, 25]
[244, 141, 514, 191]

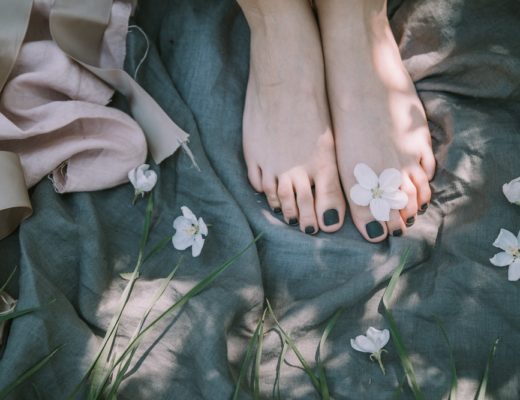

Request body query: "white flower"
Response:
[351, 327, 390, 375]
[503, 177, 520, 206]
[349, 163, 408, 221]
[490, 228, 520, 281]
[128, 164, 157, 199]
[172, 206, 208, 257]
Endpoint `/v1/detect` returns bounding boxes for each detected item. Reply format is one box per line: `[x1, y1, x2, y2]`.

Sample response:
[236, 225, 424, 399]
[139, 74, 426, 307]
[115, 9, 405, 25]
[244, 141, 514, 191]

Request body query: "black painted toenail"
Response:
[366, 221, 384, 239]
[323, 209, 339, 226]
[288, 218, 298, 225]
[418, 203, 429, 215]
[273, 207, 282, 214]
[393, 229, 403, 237]
[305, 226, 315, 234]
[406, 216, 415, 227]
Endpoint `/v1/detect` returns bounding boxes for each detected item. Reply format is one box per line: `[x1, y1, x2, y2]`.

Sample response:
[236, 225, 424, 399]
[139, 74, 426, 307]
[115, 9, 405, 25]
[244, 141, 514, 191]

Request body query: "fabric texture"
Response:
[0, 0, 147, 192]
[1, 0, 519, 399]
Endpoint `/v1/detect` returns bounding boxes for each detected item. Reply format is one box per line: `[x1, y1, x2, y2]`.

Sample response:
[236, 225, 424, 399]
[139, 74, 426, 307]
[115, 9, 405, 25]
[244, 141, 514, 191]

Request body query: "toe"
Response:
[262, 174, 282, 213]
[386, 210, 406, 237]
[314, 167, 346, 233]
[409, 168, 432, 215]
[399, 173, 418, 226]
[247, 164, 263, 193]
[420, 150, 436, 181]
[277, 174, 299, 225]
[348, 202, 388, 243]
[293, 173, 318, 234]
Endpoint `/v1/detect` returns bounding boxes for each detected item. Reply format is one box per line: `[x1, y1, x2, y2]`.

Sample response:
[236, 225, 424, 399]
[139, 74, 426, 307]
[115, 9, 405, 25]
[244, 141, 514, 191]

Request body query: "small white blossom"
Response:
[128, 164, 157, 200]
[503, 177, 520, 206]
[490, 228, 520, 281]
[349, 164, 408, 221]
[351, 327, 390, 375]
[172, 206, 208, 257]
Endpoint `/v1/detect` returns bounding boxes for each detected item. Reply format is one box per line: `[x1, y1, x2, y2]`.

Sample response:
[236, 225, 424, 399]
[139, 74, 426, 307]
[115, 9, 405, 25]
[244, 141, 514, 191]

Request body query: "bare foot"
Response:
[238, 0, 346, 234]
[316, 0, 436, 242]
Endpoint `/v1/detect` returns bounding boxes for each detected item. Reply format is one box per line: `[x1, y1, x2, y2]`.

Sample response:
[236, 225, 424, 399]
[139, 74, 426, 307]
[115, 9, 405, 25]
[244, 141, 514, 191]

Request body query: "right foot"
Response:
[239, 0, 346, 234]
[316, 0, 436, 243]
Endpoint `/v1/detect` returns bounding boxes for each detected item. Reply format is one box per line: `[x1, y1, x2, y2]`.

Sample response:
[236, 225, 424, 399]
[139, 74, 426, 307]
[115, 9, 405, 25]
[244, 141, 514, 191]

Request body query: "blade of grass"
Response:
[0, 346, 62, 398]
[70, 195, 156, 400]
[108, 235, 263, 378]
[273, 338, 289, 400]
[475, 338, 499, 400]
[0, 266, 17, 293]
[381, 249, 424, 400]
[265, 299, 321, 394]
[252, 308, 267, 400]
[315, 307, 345, 400]
[0, 300, 55, 323]
[143, 235, 172, 264]
[232, 316, 262, 400]
[104, 260, 183, 398]
[434, 317, 457, 400]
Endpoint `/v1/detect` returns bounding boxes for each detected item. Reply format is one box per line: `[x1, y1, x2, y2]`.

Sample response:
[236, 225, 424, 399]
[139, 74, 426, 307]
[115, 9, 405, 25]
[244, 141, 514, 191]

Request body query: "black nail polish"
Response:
[393, 229, 403, 237]
[418, 203, 429, 215]
[323, 209, 339, 226]
[273, 207, 282, 214]
[406, 216, 415, 227]
[288, 218, 298, 225]
[366, 221, 384, 239]
[305, 226, 315, 234]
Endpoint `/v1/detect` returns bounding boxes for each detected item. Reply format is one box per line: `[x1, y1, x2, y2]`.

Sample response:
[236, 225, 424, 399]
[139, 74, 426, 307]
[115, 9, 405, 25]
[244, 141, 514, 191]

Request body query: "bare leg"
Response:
[315, 0, 436, 242]
[238, 0, 346, 234]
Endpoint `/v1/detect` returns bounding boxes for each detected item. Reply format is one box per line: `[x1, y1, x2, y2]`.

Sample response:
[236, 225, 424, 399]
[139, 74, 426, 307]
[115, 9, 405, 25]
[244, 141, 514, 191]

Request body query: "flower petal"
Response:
[354, 163, 378, 190]
[191, 235, 205, 257]
[503, 178, 520, 204]
[508, 260, 520, 281]
[351, 335, 378, 353]
[382, 190, 408, 210]
[379, 168, 402, 192]
[366, 327, 390, 350]
[173, 216, 192, 231]
[370, 198, 391, 221]
[181, 206, 198, 223]
[492, 229, 518, 252]
[489, 252, 514, 267]
[198, 217, 208, 236]
[172, 232, 194, 251]
[350, 184, 372, 206]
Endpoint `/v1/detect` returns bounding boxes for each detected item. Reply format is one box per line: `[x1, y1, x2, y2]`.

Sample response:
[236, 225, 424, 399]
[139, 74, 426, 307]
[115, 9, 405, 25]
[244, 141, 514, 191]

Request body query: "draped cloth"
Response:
[0, 0, 191, 240]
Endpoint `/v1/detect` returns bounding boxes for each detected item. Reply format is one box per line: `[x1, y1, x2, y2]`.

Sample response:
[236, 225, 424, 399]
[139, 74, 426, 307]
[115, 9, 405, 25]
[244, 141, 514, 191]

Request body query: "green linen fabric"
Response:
[1, 0, 520, 399]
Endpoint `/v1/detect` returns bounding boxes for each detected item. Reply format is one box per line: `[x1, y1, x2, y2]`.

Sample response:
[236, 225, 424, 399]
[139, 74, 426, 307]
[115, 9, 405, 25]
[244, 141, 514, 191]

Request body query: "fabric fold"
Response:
[0, 152, 32, 239]
[49, 0, 192, 165]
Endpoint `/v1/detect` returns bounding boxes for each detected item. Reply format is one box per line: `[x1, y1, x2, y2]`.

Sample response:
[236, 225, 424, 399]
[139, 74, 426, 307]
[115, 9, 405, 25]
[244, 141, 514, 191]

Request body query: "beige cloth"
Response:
[0, 0, 147, 192]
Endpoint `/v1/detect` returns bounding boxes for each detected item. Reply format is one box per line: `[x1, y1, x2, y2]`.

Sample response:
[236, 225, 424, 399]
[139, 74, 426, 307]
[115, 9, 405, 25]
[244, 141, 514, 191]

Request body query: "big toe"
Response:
[314, 167, 346, 233]
[349, 203, 388, 243]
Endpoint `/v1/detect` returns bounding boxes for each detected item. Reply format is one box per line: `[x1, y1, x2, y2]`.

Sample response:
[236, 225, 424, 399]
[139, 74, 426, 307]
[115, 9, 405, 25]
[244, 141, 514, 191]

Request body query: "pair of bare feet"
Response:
[239, 0, 435, 243]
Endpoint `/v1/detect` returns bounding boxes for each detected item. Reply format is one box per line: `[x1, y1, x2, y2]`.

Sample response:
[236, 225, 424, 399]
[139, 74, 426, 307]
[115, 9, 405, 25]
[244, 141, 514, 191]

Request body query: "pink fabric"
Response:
[0, 0, 146, 192]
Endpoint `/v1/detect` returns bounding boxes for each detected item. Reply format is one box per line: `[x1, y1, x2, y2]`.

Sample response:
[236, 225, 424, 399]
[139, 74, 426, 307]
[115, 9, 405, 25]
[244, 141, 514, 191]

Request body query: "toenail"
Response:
[305, 226, 315, 234]
[406, 216, 415, 227]
[418, 203, 429, 215]
[288, 218, 298, 225]
[393, 229, 403, 237]
[273, 207, 282, 214]
[366, 221, 384, 239]
[323, 209, 339, 226]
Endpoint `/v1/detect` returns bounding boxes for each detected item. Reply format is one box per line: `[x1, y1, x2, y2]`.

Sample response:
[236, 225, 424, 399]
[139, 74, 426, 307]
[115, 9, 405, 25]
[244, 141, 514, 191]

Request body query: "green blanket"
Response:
[1, 0, 519, 398]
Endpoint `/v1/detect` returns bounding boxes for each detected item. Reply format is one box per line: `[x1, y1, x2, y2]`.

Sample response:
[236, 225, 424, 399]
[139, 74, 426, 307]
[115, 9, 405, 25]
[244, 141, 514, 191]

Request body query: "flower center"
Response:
[186, 224, 199, 236]
[371, 186, 384, 199]
[508, 247, 520, 258]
